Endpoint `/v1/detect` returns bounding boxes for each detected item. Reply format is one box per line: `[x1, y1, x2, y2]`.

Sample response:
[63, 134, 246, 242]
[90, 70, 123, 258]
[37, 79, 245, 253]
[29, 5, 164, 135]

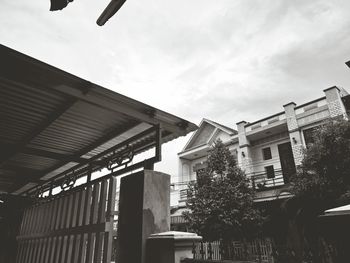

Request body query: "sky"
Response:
[1, 0, 350, 177]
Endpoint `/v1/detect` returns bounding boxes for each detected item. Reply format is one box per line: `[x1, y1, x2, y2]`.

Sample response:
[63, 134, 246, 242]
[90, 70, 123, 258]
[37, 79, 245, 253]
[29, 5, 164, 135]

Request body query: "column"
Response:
[324, 86, 348, 119]
[116, 170, 170, 263]
[283, 102, 303, 166]
[236, 121, 253, 174]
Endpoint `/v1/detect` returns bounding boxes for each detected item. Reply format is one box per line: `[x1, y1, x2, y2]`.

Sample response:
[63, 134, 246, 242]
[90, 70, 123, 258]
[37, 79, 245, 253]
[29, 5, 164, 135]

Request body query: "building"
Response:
[171, 86, 350, 228]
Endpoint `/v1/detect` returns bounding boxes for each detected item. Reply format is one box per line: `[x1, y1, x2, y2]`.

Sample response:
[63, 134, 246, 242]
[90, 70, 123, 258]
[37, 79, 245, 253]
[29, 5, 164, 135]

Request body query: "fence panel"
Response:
[16, 176, 117, 263]
[194, 238, 274, 263]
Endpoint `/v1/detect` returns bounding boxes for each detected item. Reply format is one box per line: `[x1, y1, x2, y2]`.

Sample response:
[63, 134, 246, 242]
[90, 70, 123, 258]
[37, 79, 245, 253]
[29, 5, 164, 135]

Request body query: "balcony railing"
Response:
[175, 169, 285, 204]
[248, 169, 285, 191]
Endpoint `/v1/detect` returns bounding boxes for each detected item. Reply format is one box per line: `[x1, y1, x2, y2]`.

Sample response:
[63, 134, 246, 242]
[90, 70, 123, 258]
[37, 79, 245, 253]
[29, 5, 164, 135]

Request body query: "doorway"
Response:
[277, 142, 296, 183]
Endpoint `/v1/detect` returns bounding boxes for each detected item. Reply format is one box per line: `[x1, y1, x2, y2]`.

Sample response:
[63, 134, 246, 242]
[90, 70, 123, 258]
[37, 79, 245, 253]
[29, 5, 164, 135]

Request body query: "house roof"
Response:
[180, 118, 236, 153]
[205, 119, 237, 135]
[0, 44, 197, 195]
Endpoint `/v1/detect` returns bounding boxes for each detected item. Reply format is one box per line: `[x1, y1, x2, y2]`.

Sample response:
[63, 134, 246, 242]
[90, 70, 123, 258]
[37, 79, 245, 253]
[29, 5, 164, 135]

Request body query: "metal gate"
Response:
[16, 176, 117, 263]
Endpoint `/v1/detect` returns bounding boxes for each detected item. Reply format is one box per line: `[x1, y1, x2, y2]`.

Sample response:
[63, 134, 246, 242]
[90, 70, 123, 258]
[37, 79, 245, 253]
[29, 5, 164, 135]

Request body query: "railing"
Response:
[192, 238, 274, 263]
[175, 170, 285, 204]
[248, 169, 285, 191]
[180, 188, 189, 201]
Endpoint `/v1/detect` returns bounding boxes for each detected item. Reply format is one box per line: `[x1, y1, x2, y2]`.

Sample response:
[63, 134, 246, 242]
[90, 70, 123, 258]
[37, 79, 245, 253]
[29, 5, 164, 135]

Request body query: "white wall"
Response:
[248, 137, 290, 174]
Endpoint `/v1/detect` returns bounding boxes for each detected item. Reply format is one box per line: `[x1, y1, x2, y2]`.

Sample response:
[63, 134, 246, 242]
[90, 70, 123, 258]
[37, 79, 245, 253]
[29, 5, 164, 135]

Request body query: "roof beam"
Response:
[22, 147, 88, 163]
[52, 85, 190, 136]
[0, 96, 79, 167]
[11, 121, 140, 194]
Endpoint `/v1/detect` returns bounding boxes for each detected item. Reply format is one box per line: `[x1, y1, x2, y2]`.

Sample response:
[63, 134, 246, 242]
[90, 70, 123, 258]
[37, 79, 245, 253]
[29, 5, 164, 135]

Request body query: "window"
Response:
[262, 147, 272, 160]
[265, 165, 275, 178]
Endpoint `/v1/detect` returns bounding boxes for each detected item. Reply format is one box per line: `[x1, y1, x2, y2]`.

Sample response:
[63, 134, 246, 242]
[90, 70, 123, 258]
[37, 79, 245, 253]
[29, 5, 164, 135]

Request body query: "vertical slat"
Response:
[103, 177, 117, 263]
[83, 185, 92, 226]
[65, 235, 74, 263]
[27, 239, 36, 263]
[77, 233, 87, 263]
[102, 232, 111, 263]
[39, 237, 48, 263]
[15, 241, 23, 263]
[35, 205, 44, 234]
[43, 237, 52, 263]
[27, 206, 36, 235]
[49, 199, 58, 231]
[93, 232, 103, 263]
[54, 197, 64, 230]
[25, 208, 33, 234]
[70, 191, 80, 228]
[21, 240, 31, 263]
[35, 239, 42, 263]
[60, 195, 69, 229]
[23, 240, 31, 263]
[17, 240, 26, 263]
[90, 182, 100, 225]
[40, 203, 48, 233]
[53, 236, 61, 263]
[39, 203, 48, 234]
[70, 234, 80, 263]
[65, 194, 74, 228]
[34, 238, 44, 263]
[24, 208, 34, 235]
[59, 236, 68, 263]
[85, 233, 95, 263]
[49, 237, 57, 263]
[43, 201, 53, 233]
[19, 208, 29, 235]
[77, 190, 86, 227]
[98, 180, 108, 223]
[32, 206, 41, 235]
[26, 239, 35, 263]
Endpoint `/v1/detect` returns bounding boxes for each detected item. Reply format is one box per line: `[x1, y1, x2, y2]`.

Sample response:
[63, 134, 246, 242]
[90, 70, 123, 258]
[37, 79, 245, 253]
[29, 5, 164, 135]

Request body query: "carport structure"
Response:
[0, 45, 197, 263]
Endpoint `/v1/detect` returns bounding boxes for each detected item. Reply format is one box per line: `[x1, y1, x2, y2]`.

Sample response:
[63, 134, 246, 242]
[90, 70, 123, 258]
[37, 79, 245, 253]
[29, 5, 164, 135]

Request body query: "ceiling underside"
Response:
[0, 45, 197, 195]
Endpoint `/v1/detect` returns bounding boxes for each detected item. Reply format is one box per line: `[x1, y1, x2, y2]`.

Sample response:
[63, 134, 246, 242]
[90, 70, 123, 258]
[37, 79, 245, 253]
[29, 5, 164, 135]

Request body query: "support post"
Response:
[116, 170, 170, 263]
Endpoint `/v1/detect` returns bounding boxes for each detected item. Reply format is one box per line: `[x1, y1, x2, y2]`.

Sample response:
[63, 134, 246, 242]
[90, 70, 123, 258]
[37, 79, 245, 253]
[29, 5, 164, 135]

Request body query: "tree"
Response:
[183, 139, 262, 245]
[284, 118, 350, 262]
[290, 118, 350, 207]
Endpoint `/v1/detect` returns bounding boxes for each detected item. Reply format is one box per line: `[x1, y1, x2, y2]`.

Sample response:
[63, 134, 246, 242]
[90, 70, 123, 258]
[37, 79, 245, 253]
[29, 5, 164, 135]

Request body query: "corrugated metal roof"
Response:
[0, 44, 197, 195]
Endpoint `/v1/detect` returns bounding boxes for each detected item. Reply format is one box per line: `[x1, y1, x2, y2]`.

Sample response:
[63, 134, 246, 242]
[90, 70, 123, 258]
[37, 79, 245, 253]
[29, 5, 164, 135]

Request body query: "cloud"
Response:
[1, 0, 350, 174]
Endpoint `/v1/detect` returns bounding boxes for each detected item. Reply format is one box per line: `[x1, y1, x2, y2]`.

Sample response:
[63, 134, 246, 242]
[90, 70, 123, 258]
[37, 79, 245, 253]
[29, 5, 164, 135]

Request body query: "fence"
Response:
[192, 238, 274, 263]
[16, 176, 117, 263]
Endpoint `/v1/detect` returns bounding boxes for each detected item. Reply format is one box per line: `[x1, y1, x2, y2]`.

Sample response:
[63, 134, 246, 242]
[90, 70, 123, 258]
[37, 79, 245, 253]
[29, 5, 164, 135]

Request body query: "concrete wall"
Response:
[249, 137, 290, 174]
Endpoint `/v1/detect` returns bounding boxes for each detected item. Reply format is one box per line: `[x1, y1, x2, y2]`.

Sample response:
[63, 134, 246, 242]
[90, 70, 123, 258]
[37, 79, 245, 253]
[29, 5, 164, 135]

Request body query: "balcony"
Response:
[173, 169, 286, 205]
[248, 169, 285, 191]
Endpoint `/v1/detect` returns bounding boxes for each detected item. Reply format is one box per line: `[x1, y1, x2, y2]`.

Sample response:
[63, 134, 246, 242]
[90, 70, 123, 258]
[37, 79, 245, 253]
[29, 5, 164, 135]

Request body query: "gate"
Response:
[16, 176, 117, 263]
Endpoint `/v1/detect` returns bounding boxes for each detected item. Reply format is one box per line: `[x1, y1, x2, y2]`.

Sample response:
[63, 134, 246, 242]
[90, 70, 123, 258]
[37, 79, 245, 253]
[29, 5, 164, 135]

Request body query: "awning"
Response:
[320, 204, 350, 217]
[0, 44, 197, 196]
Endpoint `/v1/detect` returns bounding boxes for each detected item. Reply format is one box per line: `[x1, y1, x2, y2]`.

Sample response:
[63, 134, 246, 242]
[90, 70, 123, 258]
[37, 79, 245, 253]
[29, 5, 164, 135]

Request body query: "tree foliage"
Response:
[290, 118, 350, 206]
[183, 139, 262, 242]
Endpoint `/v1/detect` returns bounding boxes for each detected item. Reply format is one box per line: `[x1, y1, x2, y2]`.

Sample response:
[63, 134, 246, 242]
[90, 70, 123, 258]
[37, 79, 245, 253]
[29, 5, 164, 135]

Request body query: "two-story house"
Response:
[171, 86, 350, 229]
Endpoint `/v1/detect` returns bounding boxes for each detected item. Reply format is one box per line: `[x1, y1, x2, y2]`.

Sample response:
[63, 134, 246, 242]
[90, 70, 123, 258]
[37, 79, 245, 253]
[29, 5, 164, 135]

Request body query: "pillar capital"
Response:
[147, 231, 202, 263]
[324, 86, 347, 118]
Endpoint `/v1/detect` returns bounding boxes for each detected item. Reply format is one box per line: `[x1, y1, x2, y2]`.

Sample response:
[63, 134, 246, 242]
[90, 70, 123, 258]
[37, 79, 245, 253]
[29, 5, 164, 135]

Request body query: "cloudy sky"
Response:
[1, 0, 350, 176]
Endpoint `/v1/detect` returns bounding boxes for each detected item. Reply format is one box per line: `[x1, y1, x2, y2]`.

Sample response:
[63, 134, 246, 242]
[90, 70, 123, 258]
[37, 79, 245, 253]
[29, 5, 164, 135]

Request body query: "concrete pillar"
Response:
[116, 170, 170, 263]
[283, 102, 303, 166]
[324, 86, 347, 119]
[236, 121, 253, 174]
[146, 231, 202, 263]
